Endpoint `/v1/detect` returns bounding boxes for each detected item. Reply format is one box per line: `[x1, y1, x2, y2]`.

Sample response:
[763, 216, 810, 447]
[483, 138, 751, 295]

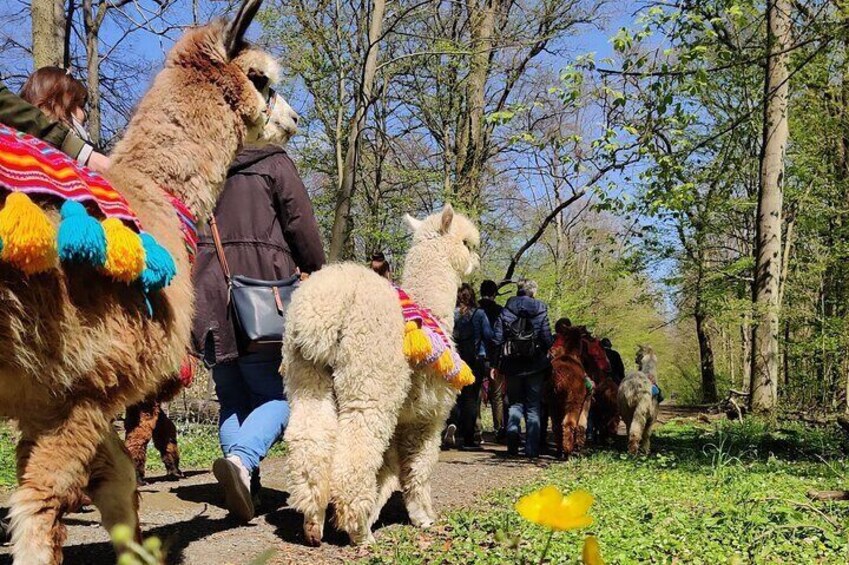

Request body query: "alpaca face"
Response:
[404, 205, 480, 278]
[232, 49, 299, 145]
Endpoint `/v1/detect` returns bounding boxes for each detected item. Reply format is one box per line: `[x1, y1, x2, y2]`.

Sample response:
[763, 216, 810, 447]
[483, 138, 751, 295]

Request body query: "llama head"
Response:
[404, 205, 480, 278]
[636, 345, 657, 374]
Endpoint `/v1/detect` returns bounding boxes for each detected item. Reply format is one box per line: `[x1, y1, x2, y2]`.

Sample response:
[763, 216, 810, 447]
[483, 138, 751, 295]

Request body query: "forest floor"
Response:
[0, 406, 848, 564]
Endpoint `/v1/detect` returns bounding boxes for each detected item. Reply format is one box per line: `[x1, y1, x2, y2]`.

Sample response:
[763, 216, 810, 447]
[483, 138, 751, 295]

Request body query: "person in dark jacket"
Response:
[601, 338, 626, 385]
[450, 283, 492, 449]
[191, 144, 325, 522]
[478, 279, 506, 442]
[492, 280, 553, 458]
[1, 73, 109, 172]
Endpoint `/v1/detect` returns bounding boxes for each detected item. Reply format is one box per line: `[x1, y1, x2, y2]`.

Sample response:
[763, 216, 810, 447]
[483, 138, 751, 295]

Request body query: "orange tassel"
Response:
[403, 321, 432, 363]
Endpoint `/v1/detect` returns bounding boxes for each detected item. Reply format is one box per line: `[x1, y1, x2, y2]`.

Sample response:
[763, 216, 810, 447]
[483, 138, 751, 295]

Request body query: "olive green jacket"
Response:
[0, 80, 91, 162]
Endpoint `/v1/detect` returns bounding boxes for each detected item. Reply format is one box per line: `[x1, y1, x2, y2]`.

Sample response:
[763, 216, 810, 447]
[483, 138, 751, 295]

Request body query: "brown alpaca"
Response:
[124, 376, 185, 484]
[549, 326, 592, 459]
[0, 3, 294, 562]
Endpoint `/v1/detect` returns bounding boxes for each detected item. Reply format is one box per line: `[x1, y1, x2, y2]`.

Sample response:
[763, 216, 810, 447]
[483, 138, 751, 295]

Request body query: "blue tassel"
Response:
[139, 232, 176, 292]
[57, 201, 106, 266]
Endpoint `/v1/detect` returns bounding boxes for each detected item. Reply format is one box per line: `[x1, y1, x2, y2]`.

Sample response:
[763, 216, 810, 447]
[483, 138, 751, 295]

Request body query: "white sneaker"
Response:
[213, 455, 254, 522]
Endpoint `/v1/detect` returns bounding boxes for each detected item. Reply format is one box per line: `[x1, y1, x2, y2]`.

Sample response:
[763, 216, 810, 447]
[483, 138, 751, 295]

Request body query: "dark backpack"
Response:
[453, 309, 480, 363]
[501, 308, 539, 360]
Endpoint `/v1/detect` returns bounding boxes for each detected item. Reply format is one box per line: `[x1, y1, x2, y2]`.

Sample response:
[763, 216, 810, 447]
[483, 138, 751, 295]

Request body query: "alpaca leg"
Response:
[396, 420, 443, 529]
[152, 405, 183, 479]
[10, 402, 110, 565]
[124, 400, 155, 484]
[281, 349, 336, 547]
[88, 430, 140, 541]
[368, 440, 400, 529]
[330, 370, 408, 545]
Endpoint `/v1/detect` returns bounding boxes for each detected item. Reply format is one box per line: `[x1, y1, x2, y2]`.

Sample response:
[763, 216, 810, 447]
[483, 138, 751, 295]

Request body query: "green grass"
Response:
[364, 419, 849, 564]
[0, 421, 287, 488]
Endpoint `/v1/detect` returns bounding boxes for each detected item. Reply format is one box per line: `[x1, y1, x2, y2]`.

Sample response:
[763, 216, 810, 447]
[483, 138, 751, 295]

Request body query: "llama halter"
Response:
[395, 285, 475, 390]
[0, 124, 189, 292]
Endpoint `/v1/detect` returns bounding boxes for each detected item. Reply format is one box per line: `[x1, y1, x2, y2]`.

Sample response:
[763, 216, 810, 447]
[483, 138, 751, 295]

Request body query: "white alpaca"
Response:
[281, 205, 479, 546]
[617, 345, 660, 455]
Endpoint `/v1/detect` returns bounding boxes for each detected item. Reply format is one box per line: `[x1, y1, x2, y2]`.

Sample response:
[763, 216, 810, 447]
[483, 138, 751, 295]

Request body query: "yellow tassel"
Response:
[434, 349, 455, 375]
[102, 218, 146, 282]
[453, 363, 475, 389]
[0, 193, 57, 274]
[403, 321, 433, 363]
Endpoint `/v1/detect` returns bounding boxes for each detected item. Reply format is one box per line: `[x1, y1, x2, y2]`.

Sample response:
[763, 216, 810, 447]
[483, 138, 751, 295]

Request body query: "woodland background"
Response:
[2, 0, 847, 414]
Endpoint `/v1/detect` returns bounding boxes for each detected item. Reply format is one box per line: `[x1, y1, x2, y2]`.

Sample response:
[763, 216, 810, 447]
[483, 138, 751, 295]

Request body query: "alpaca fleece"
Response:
[282, 206, 480, 546]
[618, 346, 660, 455]
[0, 20, 286, 564]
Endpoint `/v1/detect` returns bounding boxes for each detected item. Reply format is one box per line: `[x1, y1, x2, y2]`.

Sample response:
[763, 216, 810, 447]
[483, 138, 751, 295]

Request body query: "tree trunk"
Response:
[453, 0, 500, 214]
[750, 0, 791, 414]
[31, 0, 66, 68]
[695, 304, 719, 403]
[741, 312, 752, 392]
[327, 0, 386, 261]
[83, 0, 104, 147]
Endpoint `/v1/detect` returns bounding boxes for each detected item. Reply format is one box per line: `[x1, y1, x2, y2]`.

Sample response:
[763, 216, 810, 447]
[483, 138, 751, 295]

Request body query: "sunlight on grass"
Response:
[364, 419, 849, 564]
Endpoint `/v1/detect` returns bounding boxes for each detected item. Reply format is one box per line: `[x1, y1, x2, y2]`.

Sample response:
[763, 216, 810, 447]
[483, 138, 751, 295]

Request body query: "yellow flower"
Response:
[582, 535, 605, 565]
[514, 486, 594, 531]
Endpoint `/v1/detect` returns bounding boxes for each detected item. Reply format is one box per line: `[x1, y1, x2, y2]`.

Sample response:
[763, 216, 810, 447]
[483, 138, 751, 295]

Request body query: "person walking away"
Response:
[191, 141, 325, 522]
[369, 250, 392, 280]
[451, 284, 492, 449]
[5, 69, 109, 172]
[478, 279, 505, 443]
[493, 280, 553, 458]
[601, 338, 625, 385]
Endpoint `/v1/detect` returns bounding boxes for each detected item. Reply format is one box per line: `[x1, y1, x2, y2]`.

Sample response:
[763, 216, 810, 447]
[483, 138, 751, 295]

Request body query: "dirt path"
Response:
[0, 442, 545, 565]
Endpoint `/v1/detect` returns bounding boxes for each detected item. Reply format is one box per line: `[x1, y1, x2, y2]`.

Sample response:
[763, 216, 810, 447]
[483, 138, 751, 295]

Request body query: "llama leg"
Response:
[10, 402, 110, 565]
[640, 416, 655, 454]
[550, 401, 565, 459]
[368, 440, 400, 529]
[574, 396, 591, 452]
[281, 349, 337, 547]
[562, 402, 582, 458]
[124, 399, 155, 484]
[396, 419, 443, 528]
[627, 413, 645, 455]
[152, 405, 183, 479]
[88, 430, 140, 542]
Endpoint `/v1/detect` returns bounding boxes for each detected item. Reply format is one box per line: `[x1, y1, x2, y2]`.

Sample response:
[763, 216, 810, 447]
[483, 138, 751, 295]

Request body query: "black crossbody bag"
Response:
[209, 217, 299, 351]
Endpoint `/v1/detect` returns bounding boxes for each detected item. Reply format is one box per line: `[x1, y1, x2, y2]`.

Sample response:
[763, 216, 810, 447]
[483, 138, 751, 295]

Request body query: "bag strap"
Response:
[209, 217, 232, 284]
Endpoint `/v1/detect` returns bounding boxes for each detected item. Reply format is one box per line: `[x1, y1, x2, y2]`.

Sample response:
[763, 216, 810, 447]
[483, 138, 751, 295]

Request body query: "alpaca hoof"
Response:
[349, 530, 375, 546]
[304, 520, 324, 547]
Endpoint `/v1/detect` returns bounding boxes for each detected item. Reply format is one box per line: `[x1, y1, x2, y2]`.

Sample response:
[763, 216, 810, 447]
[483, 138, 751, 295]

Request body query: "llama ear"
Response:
[404, 214, 422, 232]
[439, 204, 454, 234]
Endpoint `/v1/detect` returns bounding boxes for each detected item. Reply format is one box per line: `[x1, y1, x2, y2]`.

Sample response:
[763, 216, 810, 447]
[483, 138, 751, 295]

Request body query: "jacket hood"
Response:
[228, 144, 287, 173]
[505, 295, 547, 317]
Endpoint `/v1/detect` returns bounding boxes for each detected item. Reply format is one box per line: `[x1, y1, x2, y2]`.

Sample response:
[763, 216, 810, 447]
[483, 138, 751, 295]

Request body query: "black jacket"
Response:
[191, 145, 326, 364]
[604, 347, 626, 384]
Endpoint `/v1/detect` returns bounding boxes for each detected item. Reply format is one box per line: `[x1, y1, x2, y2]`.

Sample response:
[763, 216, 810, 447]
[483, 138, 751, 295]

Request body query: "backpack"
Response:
[453, 309, 480, 363]
[501, 308, 539, 360]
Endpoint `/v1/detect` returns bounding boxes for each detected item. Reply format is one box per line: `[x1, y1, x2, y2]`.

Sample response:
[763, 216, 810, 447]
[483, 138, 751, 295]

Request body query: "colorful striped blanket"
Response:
[396, 285, 474, 390]
[0, 124, 187, 292]
[0, 124, 140, 227]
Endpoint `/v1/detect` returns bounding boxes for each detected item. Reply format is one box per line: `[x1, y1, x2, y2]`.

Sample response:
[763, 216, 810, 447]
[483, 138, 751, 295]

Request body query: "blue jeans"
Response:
[505, 370, 545, 457]
[212, 351, 290, 473]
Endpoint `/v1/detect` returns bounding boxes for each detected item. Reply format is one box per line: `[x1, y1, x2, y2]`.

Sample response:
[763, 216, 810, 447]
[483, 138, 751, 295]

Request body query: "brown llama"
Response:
[549, 325, 592, 459]
[0, 2, 297, 562]
[124, 375, 185, 484]
[579, 329, 618, 444]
